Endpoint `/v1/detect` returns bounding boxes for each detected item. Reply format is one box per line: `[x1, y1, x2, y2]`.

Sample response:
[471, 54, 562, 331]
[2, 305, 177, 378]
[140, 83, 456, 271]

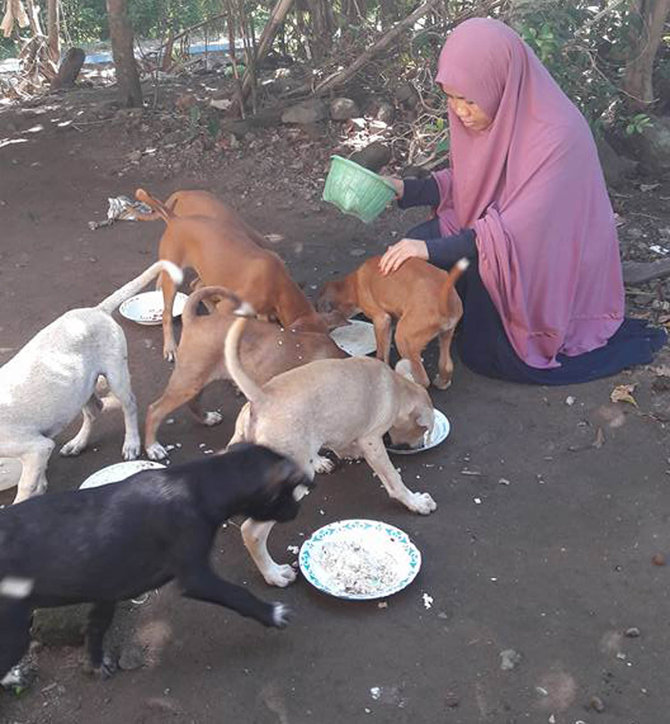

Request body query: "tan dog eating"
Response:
[317, 256, 468, 388]
[224, 308, 436, 587]
[144, 286, 347, 461]
[135, 188, 328, 361]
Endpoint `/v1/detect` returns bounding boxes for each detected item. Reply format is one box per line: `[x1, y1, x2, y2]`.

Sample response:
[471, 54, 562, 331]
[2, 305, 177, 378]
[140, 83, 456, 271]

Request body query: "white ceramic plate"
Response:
[119, 290, 189, 326]
[329, 320, 377, 357]
[386, 409, 451, 455]
[299, 519, 421, 600]
[79, 460, 166, 490]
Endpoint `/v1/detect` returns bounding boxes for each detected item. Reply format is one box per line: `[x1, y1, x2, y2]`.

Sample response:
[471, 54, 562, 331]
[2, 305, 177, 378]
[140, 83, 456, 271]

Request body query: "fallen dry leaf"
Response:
[610, 384, 638, 407]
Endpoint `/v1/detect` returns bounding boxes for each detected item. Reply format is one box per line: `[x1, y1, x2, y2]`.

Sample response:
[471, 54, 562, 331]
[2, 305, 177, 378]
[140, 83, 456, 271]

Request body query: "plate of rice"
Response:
[79, 460, 166, 490]
[329, 320, 377, 357]
[299, 519, 421, 600]
[119, 290, 189, 326]
[386, 409, 451, 455]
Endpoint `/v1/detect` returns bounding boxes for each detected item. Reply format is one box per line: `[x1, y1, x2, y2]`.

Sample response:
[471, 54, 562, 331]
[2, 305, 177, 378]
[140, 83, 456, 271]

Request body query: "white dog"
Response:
[0, 260, 182, 504]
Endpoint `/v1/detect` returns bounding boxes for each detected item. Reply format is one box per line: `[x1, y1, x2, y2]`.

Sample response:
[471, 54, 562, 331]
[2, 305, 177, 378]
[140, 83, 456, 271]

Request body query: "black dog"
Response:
[0, 443, 311, 685]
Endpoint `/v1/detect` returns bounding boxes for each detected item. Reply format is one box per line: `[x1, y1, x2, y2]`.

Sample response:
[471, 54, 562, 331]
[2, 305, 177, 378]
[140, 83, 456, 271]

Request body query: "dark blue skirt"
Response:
[407, 218, 667, 385]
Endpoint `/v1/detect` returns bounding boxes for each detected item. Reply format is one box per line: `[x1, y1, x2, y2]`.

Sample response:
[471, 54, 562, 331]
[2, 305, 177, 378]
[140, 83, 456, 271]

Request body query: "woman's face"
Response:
[440, 84, 492, 131]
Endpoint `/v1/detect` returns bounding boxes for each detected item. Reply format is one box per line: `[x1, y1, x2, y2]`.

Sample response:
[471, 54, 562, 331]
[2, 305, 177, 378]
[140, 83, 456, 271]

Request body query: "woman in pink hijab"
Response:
[380, 17, 665, 384]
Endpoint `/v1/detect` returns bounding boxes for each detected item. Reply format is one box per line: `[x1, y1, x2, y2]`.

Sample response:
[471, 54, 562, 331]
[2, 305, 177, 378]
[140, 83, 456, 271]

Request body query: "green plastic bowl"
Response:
[322, 155, 396, 223]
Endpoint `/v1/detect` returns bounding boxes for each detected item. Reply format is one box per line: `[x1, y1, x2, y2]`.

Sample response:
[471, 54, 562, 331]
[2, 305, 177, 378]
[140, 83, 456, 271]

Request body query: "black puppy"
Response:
[0, 443, 311, 685]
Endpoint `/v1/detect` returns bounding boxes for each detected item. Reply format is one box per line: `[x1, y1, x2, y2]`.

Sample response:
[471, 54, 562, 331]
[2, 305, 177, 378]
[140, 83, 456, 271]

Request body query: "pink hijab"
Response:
[433, 18, 624, 369]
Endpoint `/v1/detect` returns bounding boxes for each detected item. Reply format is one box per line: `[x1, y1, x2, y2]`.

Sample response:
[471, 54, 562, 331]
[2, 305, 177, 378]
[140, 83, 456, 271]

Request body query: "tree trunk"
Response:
[23, 0, 43, 37]
[306, 0, 333, 62]
[46, 0, 59, 63]
[240, 0, 294, 101]
[303, 0, 441, 96]
[106, 0, 142, 107]
[623, 0, 670, 107]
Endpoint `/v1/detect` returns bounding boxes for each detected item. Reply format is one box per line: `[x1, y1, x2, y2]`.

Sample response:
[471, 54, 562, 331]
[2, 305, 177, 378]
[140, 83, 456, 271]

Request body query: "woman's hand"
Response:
[379, 238, 428, 276]
[381, 176, 404, 199]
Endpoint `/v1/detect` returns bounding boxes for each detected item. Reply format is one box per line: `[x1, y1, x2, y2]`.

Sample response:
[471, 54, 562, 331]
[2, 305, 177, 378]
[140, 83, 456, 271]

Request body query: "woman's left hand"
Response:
[379, 238, 428, 276]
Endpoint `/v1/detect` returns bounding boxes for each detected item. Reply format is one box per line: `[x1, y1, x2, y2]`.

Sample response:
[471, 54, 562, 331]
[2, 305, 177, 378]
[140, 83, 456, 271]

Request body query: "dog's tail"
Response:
[182, 285, 243, 326]
[224, 306, 267, 404]
[97, 261, 184, 315]
[441, 258, 469, 310]
[135, 188, 174, 223]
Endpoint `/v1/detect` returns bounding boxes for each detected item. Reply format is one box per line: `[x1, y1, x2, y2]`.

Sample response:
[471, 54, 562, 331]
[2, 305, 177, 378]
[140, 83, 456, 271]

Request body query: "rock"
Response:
[118, 644, 146, 671]
[330, 97, 360, 121]
[376, 101, 395, 124]
[349, 141, 391, 172]
[444, 691, 460, 708]
[652, 553, 666, 566]
[499, 648, 523, 671]
[31, 605, 88, 647]
[625, 626, 641, 638]
[395, 82, 420, 108]
[210, 98, 233, 111]
[590, 695, 606, 712]
[626, 115, 670, 175]
[281, 99, 328, 125]
[595, 135, 637, 187]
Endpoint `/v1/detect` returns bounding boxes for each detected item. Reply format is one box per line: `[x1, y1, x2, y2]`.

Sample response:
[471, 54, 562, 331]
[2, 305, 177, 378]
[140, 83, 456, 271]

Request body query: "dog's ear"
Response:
[319, 310, 351, 331]
[416, 405, 434, 430]
[395, 358, 416, 382]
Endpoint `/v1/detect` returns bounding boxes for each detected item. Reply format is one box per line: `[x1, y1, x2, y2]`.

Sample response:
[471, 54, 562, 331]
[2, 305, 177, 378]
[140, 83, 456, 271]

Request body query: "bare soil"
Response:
[1, 82, 669, 724]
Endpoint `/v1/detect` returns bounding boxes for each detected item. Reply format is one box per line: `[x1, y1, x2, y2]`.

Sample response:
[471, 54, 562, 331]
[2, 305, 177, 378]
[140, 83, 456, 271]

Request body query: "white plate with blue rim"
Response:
[299, 519, 421, 600]
[329, 320, 377, 357]
[386, 408, 451, 455]
[119, 290, 189, 326]
[79, 460, 166, 490]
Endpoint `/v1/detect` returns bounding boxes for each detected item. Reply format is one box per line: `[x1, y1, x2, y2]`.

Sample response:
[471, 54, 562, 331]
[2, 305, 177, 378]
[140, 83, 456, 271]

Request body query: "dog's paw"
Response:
[122, 441, 141, 460]
[163, 347, 176, 363]
[146, 442, 168, 461]
[270, 602, 292, 628]
[202, 411, 223, 427]
[59, 439, 85, 457]
[263, 564, 298, 588]
[432, 374, 452, 390]
[85, 653, 117, 680]
[407, 491, 437, 515]
[313, 455, 335, 474]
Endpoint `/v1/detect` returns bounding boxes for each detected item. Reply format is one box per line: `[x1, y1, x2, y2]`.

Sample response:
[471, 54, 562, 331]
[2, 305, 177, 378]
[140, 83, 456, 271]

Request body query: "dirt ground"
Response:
[1, 85, 670, 724]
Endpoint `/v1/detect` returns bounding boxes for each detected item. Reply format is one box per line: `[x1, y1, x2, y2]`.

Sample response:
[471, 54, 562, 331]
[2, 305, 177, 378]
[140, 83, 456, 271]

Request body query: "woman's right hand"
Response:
[382, 176, 404, 200]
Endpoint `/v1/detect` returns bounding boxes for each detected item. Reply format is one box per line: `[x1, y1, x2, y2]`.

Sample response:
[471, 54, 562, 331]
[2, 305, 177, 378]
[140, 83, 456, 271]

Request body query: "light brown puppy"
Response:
[144, 285, 347, 461]
[224, 310, 436, 587]
[317, 256, 468, 389]
[135, 188, 328, 361]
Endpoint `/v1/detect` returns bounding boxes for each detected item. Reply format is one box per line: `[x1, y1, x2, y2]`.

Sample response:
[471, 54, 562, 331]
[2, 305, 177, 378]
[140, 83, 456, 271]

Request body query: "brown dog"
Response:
[144, 286, 347, 461]
[134, 189, 272, 248]
[135, 188, 328, 361]
[317, 256, 468, 388]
